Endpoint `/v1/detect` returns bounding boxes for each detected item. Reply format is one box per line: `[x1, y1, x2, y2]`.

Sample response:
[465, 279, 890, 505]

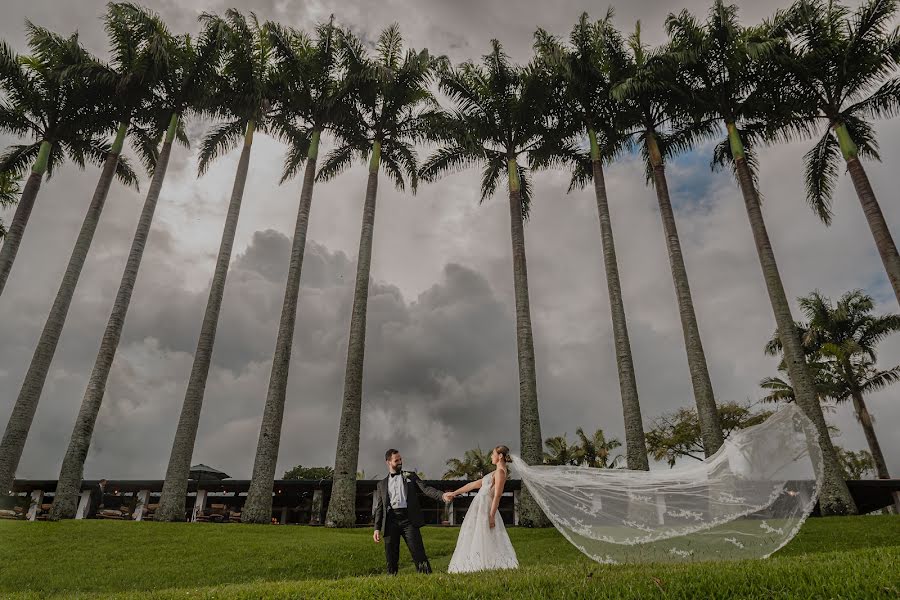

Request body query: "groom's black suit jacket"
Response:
[373, 472, 444, 533]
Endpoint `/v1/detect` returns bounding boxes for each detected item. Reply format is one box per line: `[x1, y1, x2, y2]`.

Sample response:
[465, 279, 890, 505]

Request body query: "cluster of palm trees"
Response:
[1, 0, 898, 524]
[762, 289, 900, 511]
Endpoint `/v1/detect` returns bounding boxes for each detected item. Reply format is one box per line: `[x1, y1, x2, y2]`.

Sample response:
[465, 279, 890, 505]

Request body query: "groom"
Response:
[372, 448, 446, 575]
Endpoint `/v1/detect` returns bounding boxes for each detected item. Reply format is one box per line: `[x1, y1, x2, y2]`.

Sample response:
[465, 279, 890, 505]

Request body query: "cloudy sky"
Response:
[1, 0, 898, 485]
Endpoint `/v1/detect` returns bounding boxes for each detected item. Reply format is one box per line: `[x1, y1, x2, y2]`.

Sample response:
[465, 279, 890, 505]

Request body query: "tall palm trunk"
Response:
[326, 141, 380, 528]
[0, 124, 127, 494]
[155, 121, 255, 522]
[49, 115, 179, 520]
[647, 133, 724, 455]
[242, 131, 321, 524]
[0, 140, 52, 296]
[506, 157, 549, 528]
[588, 129, 648, 471]
[833, 123, 900, 308]
[727, 123, 856, 515]
[848, 390, 900, 513]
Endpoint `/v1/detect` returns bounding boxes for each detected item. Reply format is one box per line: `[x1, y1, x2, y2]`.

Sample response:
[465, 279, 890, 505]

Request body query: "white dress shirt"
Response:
[387, 472, 408, 509]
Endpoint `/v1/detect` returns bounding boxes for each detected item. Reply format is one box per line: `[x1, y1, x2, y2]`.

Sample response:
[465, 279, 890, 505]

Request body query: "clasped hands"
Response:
[441, 491, 457, 503]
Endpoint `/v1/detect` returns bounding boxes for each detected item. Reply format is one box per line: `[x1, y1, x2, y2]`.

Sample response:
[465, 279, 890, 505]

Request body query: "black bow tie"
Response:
[390, 472, 403, 477]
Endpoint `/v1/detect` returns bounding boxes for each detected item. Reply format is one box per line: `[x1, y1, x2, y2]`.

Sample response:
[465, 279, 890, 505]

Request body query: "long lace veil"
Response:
[509, 404, 823, 563]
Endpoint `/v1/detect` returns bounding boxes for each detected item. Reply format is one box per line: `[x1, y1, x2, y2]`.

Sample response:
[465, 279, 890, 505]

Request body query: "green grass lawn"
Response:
[1, 516, 897, 599]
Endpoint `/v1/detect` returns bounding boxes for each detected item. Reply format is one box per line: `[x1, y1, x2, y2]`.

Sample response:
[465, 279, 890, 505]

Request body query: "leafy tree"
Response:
[666, 0, 855, 515]
[443, 447, 495, 480]
[420, 41, 555, 526]
[243, 15, 350, 526]
[0, 5, 164, 496]
[774, 0, 900, 306]
[543, 434, 580, 466]
[764, 290, 900, 511]
[574, 427, 623, 468]
[533, 14, 652, 470]
[835, 446, 876, 480]
[323, 25, 442, 527]
[645, 401, 773, 467]
[0, 171, 20, 239]
[282, 465, 334, 480]
[157, 10, 278, 523]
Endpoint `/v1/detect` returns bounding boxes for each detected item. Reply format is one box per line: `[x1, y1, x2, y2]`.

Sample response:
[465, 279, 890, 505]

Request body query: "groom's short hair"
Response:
[385, 448, 399, 461]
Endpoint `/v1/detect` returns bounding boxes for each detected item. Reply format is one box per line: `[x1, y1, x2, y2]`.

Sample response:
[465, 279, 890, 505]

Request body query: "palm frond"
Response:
[0, 143, 41, 178]
[315, 144, 354, 183]
[803, 128, 841, 225]
[198, 119, 247, 176]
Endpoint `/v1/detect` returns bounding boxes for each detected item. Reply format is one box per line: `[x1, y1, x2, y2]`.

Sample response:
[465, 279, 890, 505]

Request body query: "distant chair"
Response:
[228, 507, 241, 523]
[135, 503, 159, 521]
[0, 506, 25, 520]
[97, 505, 131, 520]
[34, 503, 52, 520]
[196, 503, 228, 523]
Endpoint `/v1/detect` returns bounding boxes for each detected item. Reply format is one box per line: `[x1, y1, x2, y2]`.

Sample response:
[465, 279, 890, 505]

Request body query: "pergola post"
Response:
[513, 489, 520, 526]
[191, 490, 208, 522]
[448, 500, 456, 526]
[280, 505, 288, 525]
[132, 490, 151, 521]
[26, 490, 43, 521]
[310, 489, 324, 524]
[75, 490, 92, 519]
[655, 492, 667, 526]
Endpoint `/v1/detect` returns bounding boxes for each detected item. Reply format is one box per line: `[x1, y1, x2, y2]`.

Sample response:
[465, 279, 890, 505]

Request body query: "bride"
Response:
[442, 404, 823, 566]
[444, 445, 519, 573]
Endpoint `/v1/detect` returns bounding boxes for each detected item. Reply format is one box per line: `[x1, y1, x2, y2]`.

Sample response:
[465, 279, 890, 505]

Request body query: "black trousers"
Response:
[384, 508, 432, 575]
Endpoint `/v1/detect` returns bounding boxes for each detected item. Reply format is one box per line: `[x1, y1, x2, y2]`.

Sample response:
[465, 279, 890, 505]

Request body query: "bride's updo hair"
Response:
[494, 445, 512, 463]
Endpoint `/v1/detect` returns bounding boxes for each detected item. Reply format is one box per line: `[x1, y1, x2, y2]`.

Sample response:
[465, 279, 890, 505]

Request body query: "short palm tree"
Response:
[608, 20, 726, 456]
[574, 426, 622, 468]
[543, 434, 579, 466]
[0, 24, 124, 295]
[0, 4, 167, 495]
[156, 10, 277, 523]
[766, 291, 900, 491]
[50, 6, 223, 520]
[241, 16, 349, 524]
[420, 41, 554, 526]
[667, 0, 856, 515]
[322, 25, 442, 528]
[443, 447, 494, 480]
[776, 0, 900, 306]
[534, 13, 654, 470]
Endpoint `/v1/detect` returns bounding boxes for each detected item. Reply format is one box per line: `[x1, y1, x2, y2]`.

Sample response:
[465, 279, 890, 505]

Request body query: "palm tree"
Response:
[666, 0, 856, 515]
[0, 171, 20, 239]
[607, 20, 726, 456]
[419, 41, 555, 527]
[543, 434, 579, 465]
[0, 5, 167, 495]
[322, 25, 442, 528]
[765, 290, 900, 511]
[574, 427, 622, 468]
[533, 13, 654, 471]
[156, 10, 277, 523]
[0, 24, 120, 295]
[240, 16, 348, 524]
[50, 6, 224, 520]
[776, 0, 900, 307]
[443, 447, 494, 479]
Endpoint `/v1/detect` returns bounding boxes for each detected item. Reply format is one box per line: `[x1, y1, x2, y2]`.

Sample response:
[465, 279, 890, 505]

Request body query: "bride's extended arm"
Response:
[489, 468, 506, 527]
[448, 478, 482, 498]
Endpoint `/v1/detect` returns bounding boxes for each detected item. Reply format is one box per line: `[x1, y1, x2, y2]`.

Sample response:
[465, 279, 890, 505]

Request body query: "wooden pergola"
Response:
[5, 477, 897, 523]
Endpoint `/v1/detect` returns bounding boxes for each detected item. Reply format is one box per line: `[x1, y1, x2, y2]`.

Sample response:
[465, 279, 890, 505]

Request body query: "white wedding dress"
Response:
[447, 471, 520, 573]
